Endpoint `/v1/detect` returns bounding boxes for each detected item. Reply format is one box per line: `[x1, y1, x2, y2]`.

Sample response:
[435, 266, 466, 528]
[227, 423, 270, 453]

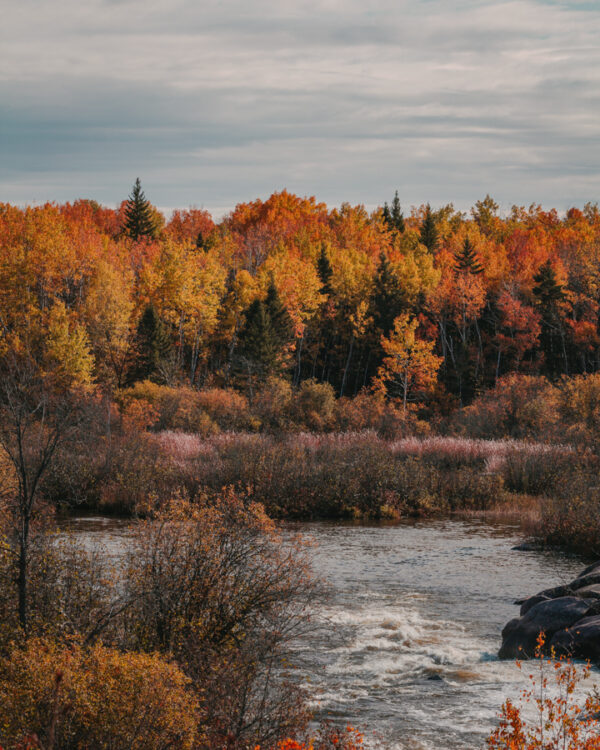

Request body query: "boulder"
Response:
[573, 584, 600, 600]
[520, 594, 551, 616]
[550, 615, 600, 661]
[499, 597, 594, 659]
[577, 561, 600, 579]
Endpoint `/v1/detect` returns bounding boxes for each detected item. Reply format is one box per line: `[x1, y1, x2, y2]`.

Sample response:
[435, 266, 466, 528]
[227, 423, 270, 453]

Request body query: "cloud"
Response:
[1, 0, 599, 215]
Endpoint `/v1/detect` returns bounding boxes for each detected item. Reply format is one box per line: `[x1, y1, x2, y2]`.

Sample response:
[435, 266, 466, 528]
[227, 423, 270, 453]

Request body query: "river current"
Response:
[64, 516, 589, 749]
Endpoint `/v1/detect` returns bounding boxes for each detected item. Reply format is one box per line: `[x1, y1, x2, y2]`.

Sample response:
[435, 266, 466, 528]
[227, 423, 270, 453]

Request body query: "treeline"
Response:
[2, 185, 600, 408]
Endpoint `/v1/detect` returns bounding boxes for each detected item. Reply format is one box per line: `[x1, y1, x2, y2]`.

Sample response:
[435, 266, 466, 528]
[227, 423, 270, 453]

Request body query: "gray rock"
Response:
[576, 561, 600, 579]
[574, 584, 600, 600]
[512, 542, 542, 552]
[520, 594, 552, 616]
[499, 597, 594, 659]
[550, 615, 600, 660]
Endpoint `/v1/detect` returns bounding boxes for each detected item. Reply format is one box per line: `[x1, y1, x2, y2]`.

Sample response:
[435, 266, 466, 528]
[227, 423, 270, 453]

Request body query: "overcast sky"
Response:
[1, 0, 599, 217]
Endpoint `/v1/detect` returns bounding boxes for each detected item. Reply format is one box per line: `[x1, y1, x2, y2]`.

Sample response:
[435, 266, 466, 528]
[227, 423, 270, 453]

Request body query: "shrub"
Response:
[0, 638, 198, 750]
[253, 377, 294, 430]
[487, 633, 600, 750]
[458, 374, 558, 439]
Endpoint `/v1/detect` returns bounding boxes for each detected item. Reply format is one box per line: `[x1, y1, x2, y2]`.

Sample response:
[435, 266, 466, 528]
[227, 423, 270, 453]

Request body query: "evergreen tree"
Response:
[454, 237, 484, 275]
[265, 280, 293, 344]
[316, 245, 333, 295]
[124, 178, 158, 241]
[236, 300, 279, 384]
[195, 230, 205, 250]
[419, 204, 438, 252]
[372, 252, 406, 337]
[129, 304, 171, 383]
[390, 191, 405, 233]
[382, 191, 405, 233]
[532, 260, 567, 377]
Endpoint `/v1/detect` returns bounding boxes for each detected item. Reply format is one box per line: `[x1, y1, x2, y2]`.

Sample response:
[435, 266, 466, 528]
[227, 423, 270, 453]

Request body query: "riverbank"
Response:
[58, 515, 590, 749]
[45, 430, 598, 555]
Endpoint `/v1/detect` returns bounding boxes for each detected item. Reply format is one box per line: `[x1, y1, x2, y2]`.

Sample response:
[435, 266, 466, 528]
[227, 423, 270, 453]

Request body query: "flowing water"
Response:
[64, 516, 591, 749]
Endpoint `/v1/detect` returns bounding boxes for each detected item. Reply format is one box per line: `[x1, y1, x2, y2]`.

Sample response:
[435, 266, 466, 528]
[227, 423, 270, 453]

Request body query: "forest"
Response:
[2, 183, 600, 749]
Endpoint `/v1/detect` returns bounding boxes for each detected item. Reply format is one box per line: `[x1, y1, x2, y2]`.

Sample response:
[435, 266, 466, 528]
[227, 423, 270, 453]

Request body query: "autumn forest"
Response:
[3, 183, 600, 749]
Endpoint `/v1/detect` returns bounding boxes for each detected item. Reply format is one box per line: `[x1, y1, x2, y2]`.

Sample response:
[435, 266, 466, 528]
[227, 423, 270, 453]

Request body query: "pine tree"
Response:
[265, 280, 293, 344]
[532, 260, 567, 377]
[372, 252, 406, 337]
[129, 304, 171, 383]
[390, 191, 405, 233]
[124, 178, 158, 241]
[236, 300, 279, 379]
[454, 237, 484, 275]
[382, 191, 405, 233]
[419, 204, 438, 252]
[316, 245, 333, 295]
[195, 230, 205, 250]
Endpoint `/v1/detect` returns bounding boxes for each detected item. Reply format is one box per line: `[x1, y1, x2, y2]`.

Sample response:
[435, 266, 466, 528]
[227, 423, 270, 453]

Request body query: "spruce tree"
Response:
[265, 280, 293, 344]
[124, 178, 158, 241]
[317, 245, 333, 295]
[382, 191, 405, 233]
[532, 260, 567, 377]
[236, 300, 279, 377]
[419, 204, 438, 252]
[372, 252, 406, 337]
[129, 304, 171, 383]
[195, 230, 205, 250]
[390, 191, 405, 233]
[454, 237, 484, 275]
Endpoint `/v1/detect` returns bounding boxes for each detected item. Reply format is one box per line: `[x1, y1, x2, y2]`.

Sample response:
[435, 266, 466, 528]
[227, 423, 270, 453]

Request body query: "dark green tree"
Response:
[371, 252, 406, 337]
[454, 237, 484, 275]
[382, 191, 405, 233]
[235, 300, 280, 390]
[124, 178, 158, 241]
[532, 260, 568, 377]
[265, 280, 293, 344]
[316, 245, 333, 296]
[195, 230, 205, 250]
[129, 304, 172, 383]
[419, 204, 438, 252]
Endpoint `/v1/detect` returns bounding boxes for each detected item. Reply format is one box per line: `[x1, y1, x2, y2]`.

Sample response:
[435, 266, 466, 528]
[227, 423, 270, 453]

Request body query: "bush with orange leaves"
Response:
[258, 724, 366, 750]
[0, 637, 198, 750]
[487, 633, 600, 750]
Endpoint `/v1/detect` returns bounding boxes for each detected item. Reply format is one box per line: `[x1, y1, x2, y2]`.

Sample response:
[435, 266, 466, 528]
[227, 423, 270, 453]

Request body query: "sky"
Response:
[1, 0, 599, 218]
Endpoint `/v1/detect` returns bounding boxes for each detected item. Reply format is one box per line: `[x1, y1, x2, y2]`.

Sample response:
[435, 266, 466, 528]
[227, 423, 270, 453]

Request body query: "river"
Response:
[64, 516, 590, 749]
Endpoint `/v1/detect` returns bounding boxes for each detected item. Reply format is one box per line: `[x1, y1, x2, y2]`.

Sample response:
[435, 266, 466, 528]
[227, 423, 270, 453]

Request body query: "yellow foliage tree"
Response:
[44, 301, 94, 388]
[375, 314, 442, 412]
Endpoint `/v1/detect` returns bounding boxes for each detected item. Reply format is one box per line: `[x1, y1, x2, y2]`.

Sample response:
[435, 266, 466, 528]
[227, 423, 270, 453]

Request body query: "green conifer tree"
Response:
[372, 252, 406, 337]
[390, 191, 405, 233]
[454, 237, 484, 275]
[316, 245, 333, 295]
[532, 260, 567, 377]
[265, 280, 293, 344]
[129, 304, 171, 383]
[124, 178, 158, 241]
[419, 204, 438, 252]
[382, 191, 405, 233]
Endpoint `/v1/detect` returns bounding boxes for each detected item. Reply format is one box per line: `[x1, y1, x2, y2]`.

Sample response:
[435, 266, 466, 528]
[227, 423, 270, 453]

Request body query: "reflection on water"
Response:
[62, 516, 591, 749]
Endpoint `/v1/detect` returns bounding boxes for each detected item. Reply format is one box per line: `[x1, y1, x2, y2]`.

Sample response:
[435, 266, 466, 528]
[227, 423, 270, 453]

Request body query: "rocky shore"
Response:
[500, 560, 600, 660]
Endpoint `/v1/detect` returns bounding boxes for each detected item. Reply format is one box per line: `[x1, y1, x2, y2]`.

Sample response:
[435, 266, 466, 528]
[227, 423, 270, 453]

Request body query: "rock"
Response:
[499, 597, 594, 659]
[573, 584, 600, 600]
[512, 542, 542, 552]
[520, 594, 551, 616]
[576, 561, 600, 579]
[570, 572, 600, 590]
[535, 574, 600, 601]
[550, 615, 600, 660]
